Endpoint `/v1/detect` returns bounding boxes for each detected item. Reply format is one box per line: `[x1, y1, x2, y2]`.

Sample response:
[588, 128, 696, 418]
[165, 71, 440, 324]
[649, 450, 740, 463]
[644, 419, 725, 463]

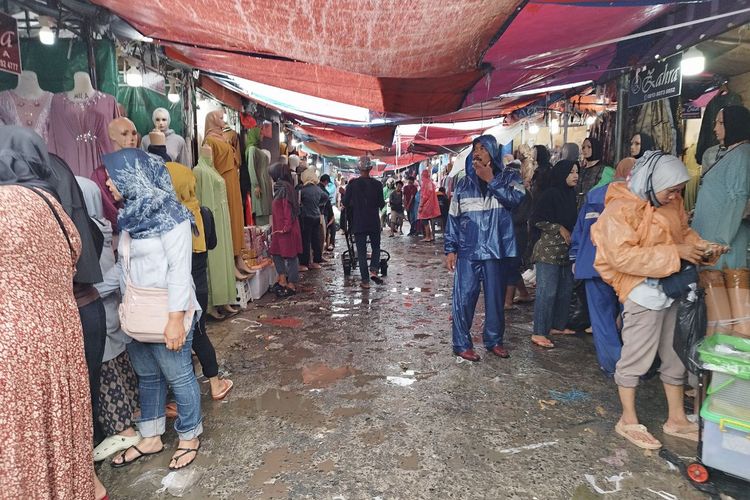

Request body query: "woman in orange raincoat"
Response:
[418, 168, 441, 242]
[591, 151, 726, 451]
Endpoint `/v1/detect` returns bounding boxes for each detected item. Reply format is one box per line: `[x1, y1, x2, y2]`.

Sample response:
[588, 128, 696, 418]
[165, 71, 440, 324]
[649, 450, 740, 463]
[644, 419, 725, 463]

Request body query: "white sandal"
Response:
[93, 431, 142, 462]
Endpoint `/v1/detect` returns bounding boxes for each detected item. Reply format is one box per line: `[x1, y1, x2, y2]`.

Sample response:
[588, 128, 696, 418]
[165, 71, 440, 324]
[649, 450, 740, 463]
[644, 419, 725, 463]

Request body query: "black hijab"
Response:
[270, 161, 300, 217]
[584, 137, 603, 162]
[633, 132, 655, 159]
[722, 105, 750, 147]
[0, 125, 56, 194]
[531, 160, 578, 232]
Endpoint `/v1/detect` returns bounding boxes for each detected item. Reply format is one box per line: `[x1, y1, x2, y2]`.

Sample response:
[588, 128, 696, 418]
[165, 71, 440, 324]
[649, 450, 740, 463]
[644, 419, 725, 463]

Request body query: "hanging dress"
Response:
[247, 146, 273, 225]
[204, 136, 245, 256]
[0, 90, 53, 142]
[194, 156, 236, 306]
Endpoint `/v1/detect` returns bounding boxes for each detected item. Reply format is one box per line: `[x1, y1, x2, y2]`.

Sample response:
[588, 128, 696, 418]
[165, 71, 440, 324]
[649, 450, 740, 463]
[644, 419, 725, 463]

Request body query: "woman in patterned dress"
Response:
[0, 125, 106, 499]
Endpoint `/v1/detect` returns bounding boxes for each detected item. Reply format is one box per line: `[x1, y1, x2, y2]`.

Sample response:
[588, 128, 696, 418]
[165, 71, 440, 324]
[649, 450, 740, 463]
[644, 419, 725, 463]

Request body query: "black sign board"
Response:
[682, 103, 702, 119]
[0, 12, 21, 76]
[629, 54, 682, 108]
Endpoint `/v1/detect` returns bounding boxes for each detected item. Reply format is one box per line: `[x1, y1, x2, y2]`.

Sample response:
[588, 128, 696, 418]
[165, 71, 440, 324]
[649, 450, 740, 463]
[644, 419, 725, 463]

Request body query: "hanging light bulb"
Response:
[585, 115, 597, 127]
[681, 46, 705, 76]
[167, 78, 180, 103]
[528, 123, 540, 135]
[38, 16, 55, 45]
[125, 61, 143, 87]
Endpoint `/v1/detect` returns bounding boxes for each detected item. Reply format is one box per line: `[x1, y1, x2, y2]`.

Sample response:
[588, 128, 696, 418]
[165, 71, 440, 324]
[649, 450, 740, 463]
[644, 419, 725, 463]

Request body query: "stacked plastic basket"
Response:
[697, 334, 750, 481]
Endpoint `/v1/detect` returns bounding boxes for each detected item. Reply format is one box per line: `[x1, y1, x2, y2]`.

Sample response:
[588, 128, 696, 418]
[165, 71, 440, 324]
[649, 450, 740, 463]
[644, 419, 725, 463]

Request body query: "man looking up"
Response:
[445, 135, 527, 361]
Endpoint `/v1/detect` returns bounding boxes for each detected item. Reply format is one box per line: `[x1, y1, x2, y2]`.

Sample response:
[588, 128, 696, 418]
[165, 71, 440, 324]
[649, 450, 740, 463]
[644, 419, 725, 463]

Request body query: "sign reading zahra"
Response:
[0, 12, 22, 76]
[628, 54, 682, 108]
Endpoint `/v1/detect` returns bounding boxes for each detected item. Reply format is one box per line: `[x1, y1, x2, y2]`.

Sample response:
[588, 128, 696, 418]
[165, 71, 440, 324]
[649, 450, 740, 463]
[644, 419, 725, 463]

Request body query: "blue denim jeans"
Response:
[127, 320, 203, 440]
[533, 262, 574, 336]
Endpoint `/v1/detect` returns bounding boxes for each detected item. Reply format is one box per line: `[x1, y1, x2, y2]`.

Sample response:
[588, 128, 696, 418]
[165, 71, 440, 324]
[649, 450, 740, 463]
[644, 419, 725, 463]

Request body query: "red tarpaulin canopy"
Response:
[93, 0, 673, 116]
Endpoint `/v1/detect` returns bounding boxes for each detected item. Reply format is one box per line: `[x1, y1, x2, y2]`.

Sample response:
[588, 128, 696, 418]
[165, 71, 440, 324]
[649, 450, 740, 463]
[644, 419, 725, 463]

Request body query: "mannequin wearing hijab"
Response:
[630, 132, 656, 159]
[141, 108, 189, 165]
[203, 110, 252, 275]
[193, 143, 242, 317]
[577, 137, 614, 208]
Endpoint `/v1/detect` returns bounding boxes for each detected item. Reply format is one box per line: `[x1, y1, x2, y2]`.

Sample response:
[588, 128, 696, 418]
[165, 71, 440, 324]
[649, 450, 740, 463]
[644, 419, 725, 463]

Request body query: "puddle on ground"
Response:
[233, 389, 326, 426]
[353, 373, 385, 387]
[301, 363, 357, 387]
[398, 451, 421, 470]
[259, 317, 304, 328]
[248, 447, 315, 496]
[340, 390, 376, 401]
[332, 406, 369, 417]
[359, 429, 388, 445]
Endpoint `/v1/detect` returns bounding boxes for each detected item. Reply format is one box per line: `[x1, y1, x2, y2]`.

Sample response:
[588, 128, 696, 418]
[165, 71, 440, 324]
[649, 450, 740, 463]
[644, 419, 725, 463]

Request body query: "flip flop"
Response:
[531, 336, 555, 349]
[662, 423, 699, 442]
[212, 378, 234, 400]
[615, 422, 662, 450]
[169, 442, 201, 471]
[111, 444, 165, 468]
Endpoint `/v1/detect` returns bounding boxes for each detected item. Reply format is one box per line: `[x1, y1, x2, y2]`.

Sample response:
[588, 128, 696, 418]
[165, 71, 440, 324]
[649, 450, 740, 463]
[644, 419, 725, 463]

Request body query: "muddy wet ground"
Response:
[99, 232, 718, 499]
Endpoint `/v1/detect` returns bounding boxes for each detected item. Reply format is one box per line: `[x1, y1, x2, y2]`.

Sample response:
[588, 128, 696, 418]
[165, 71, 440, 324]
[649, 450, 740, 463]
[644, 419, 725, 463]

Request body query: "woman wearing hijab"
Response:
[577, 137, 614, 208]
[592, 151, 727, 450]
[692, 104, 750, 270]
[77, 176, 143, 462]
[530, 144, 553, 195]
[630, 132, 656, 159]
[102, 148, 203, 471]
[269, 161, 303, 297]
[569, 158, 636, 375]
[417, 169, 441, 242]
[530, 160, 579, 348]
[0, 126, 107, 499]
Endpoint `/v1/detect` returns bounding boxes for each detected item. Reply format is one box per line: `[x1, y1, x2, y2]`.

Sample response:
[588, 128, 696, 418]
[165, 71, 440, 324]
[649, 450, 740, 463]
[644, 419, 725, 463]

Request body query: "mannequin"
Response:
[108, 117, 139, 150]
[194, 143, 245, 316]
[247, 147, 273, 225]
[140, 107, 189, 165]
[49, 71, 119, 177]
[0, 70, 53, 142]
[203, 110, 254, 276]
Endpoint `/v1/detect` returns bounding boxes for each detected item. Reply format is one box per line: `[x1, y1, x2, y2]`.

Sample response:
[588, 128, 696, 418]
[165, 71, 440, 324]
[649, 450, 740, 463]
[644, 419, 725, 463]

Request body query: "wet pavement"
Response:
[99, 232, 715, 499]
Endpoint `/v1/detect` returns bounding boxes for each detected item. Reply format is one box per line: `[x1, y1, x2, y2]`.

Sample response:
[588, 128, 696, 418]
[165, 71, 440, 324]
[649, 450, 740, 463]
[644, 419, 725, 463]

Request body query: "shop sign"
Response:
[0, 12, 22, 76]
[682, 103, 702, 119]
[628, 54, 682, 108]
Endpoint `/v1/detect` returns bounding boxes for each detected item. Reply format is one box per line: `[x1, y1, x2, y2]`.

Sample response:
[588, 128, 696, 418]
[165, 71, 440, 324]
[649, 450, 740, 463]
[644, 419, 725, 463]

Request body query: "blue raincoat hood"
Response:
[465, 134, 504, 182]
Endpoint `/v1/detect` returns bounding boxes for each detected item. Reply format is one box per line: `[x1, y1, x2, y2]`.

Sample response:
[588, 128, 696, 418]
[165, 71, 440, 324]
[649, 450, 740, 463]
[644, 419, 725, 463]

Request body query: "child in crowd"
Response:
[389, 180, 406, 236]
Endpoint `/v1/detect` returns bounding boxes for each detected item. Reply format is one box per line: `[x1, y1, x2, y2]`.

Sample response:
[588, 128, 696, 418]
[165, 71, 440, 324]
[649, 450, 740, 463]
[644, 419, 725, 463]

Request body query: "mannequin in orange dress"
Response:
[203, 110, 253, 276]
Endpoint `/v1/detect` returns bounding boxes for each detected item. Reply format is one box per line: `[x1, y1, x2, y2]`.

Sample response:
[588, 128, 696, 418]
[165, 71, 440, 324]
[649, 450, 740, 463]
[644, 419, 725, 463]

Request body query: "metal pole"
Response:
[613, 72, 630, 164]
[83, 21, 98, 89]
[563, 101, 570, 144]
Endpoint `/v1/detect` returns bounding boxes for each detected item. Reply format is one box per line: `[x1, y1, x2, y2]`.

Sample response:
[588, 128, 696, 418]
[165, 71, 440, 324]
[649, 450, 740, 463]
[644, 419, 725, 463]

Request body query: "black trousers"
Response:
[191, 252, 219, 379]
[355, 231, 381, 282]
[79, 298, 106, 443]
[299, 216, 323, 266]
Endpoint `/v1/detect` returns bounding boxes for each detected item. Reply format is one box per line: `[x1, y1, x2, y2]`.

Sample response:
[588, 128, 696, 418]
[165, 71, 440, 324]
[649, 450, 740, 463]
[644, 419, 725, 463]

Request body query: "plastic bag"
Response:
[566, 280, 590, 331]
[674, 289, 707, 375]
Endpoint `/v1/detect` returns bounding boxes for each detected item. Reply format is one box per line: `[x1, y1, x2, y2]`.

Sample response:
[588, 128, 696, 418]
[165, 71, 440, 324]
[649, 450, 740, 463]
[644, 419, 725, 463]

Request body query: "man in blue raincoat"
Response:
[445, 135, 527, 361]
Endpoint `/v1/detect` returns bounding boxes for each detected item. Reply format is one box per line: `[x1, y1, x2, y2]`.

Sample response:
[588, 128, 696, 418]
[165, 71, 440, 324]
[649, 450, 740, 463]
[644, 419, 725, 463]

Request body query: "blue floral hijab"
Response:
[101, 148, 193, 239]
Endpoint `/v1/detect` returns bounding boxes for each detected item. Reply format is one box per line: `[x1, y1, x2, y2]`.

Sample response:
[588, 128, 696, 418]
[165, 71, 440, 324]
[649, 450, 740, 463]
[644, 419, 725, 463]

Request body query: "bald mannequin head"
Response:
[108, 117, 138, 151]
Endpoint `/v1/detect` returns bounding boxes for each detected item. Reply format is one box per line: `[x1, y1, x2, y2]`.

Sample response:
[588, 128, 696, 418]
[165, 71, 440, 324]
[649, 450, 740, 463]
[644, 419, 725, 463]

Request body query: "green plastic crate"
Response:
[697, 334, 750, 380]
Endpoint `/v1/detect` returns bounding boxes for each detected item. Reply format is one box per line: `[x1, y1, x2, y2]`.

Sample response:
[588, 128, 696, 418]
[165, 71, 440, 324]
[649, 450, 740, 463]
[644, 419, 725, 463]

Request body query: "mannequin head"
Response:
[205, 110, 225, 133]
[152, 108, 171, 133]
[108, 117, 138, 151]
